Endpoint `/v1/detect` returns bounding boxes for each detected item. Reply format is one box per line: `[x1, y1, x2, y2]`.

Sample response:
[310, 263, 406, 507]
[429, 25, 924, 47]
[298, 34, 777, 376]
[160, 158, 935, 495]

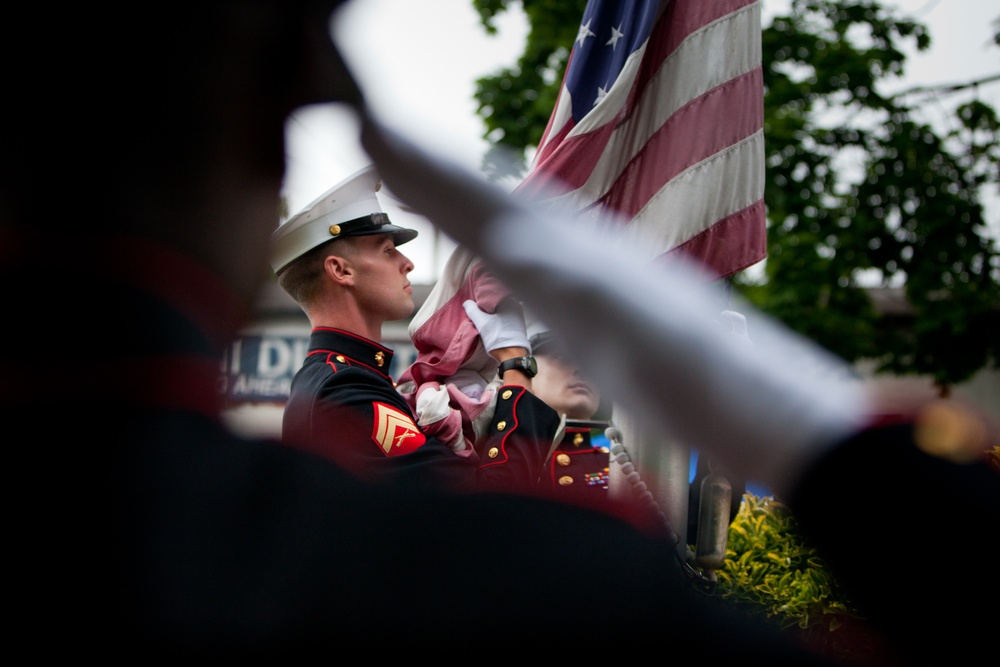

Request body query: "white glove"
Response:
[463, 298, 531, 354]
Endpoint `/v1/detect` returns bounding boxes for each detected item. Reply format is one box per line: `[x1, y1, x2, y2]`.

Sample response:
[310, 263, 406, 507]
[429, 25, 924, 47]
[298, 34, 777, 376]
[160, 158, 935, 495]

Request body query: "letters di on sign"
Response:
[219, 335, 419, 403]
[220, 335, 309, 403]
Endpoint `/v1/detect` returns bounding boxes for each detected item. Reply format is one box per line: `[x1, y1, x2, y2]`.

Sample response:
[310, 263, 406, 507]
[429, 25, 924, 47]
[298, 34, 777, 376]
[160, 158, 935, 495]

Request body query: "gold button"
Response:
[488, 447, 500, 459]
[501, 389, 513, 400]
[496, 420, 507, 431]
[556, 453, 571, 466]
[599, 447, 609, 454]
[335, 355, 346, 363]
[558, 476, 574, 486]
[329, 224, 341, 236]
[573, 433, 584, 446]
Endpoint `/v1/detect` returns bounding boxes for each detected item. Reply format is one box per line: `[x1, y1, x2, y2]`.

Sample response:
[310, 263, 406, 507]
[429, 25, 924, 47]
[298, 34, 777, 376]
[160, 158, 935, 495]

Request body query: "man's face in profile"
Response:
[532, 352, 601, 420]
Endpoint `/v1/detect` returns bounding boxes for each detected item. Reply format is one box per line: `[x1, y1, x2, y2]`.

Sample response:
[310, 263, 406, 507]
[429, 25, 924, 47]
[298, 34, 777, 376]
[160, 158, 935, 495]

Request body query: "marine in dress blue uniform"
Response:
[282, 326, 560, 491]
[527, 329, 619, 512]
[272, 166, 560, 493]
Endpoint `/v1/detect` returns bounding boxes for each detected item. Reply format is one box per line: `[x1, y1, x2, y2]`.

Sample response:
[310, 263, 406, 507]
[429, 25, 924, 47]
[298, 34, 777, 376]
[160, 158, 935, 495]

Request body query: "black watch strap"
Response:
[498, 355, 537, 379]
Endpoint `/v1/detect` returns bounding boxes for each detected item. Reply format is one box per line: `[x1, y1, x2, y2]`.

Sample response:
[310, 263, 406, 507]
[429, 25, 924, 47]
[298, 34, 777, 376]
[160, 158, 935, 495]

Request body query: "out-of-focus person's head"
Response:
[4, 2, 361, 307]
[529, 329, 601, 420]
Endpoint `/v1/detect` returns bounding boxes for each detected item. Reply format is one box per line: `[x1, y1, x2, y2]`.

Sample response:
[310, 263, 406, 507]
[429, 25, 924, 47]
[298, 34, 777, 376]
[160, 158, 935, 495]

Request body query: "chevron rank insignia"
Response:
[372, 402, 426, 456]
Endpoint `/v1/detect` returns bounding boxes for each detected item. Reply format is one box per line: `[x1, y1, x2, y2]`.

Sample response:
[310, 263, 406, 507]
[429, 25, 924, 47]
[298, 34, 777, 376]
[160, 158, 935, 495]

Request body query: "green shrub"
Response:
[712, 493, 860, 631]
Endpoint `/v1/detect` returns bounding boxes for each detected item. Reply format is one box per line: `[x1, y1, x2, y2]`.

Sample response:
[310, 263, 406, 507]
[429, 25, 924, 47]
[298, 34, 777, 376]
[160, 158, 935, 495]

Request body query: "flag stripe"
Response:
[602, 68, 765, 219]
[607, 129, 765, 260]
[662, 199, 767, 277]
[567, 129, 764, 262]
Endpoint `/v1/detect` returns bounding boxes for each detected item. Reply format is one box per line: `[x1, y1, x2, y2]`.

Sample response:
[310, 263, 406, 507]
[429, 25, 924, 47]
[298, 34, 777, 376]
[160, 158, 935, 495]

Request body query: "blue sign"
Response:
[220, 334, 417, 403]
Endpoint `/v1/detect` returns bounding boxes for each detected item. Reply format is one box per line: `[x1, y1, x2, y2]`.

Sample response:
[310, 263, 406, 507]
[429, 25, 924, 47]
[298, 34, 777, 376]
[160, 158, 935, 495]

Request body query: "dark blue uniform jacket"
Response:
[281, 327, 561, 493]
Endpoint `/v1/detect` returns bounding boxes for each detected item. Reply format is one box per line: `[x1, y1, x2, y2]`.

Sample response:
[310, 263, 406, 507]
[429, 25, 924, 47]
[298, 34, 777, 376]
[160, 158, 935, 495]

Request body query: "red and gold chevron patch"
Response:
[372, 402, 426, 456]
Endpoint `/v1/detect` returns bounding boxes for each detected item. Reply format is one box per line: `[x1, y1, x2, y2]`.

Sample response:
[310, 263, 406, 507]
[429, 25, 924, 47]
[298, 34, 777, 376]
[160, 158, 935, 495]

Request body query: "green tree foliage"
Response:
[471, 0, 1000, 392]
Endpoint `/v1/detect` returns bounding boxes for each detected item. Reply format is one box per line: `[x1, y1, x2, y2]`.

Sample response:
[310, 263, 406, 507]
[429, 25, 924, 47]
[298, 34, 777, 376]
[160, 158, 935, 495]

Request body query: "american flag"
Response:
[515, 0, 766, 280]
[398, 0, 765, 447]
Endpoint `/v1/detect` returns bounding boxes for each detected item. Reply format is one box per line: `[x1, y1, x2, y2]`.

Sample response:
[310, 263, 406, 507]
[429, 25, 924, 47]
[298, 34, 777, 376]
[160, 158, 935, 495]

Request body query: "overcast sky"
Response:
[281, 0, 1000, 284]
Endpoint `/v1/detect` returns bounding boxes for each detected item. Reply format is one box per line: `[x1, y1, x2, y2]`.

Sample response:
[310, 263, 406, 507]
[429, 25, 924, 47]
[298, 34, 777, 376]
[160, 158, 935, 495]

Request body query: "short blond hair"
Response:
[276, 237, 360, 307]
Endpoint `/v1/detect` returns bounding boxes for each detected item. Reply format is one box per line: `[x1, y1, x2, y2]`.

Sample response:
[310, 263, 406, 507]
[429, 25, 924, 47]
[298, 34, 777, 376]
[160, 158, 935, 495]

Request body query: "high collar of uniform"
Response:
[308, 327, 395, 373]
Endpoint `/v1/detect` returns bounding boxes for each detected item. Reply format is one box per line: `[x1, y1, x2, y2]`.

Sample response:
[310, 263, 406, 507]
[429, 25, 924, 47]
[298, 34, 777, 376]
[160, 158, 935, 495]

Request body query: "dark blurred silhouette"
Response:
[5, 3, 996, 664]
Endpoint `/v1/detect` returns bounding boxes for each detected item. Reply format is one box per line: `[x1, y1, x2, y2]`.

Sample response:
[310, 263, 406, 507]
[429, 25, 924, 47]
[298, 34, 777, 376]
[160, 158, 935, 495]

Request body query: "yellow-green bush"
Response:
[713, 494, 860, 631]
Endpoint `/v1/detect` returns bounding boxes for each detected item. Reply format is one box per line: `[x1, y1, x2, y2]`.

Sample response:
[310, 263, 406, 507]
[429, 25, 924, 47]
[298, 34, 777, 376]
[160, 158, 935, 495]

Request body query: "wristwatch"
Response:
[498, 355, 537, 379]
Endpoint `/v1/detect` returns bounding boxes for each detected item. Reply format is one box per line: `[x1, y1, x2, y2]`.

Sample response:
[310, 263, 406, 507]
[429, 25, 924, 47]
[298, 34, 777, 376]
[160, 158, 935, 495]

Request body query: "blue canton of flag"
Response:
[565, 1, 661, 120]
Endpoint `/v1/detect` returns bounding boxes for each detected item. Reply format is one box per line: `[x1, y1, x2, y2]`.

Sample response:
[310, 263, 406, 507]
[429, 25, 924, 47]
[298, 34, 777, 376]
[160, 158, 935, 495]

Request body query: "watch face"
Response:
[515, 356, 537, 377]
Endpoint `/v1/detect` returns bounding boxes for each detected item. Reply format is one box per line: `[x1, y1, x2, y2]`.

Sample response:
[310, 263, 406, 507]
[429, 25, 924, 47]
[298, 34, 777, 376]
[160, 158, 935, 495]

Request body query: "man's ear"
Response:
[324, 254, 354, 285]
